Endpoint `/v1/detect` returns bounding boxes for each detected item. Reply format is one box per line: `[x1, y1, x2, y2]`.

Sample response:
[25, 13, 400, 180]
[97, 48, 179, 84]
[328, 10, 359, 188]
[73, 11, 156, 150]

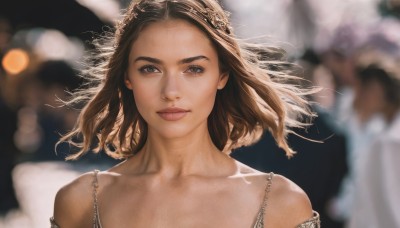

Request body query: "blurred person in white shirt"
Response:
[348, 51, 400, 228]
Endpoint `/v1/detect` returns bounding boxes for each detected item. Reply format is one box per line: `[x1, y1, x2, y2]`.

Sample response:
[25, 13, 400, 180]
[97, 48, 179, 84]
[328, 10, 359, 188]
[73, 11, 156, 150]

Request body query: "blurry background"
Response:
[0, 0, 399, 227]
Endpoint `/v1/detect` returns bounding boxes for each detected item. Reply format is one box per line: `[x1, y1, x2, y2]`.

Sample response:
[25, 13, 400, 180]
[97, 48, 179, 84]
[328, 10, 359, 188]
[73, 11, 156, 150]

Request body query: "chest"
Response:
[97, 182, 262, 228]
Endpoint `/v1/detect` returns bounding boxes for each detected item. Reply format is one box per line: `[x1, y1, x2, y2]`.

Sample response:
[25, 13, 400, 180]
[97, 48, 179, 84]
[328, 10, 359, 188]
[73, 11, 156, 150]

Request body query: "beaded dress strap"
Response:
[50, 170, 102, 228]
[253, 172, 274, 228]
[92, 170, 102, 228]
[296, 211, 321, 228]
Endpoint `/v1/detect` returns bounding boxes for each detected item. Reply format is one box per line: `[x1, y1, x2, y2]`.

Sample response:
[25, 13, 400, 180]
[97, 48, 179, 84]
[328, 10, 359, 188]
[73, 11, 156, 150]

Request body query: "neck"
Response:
[132, 128, 234, 178]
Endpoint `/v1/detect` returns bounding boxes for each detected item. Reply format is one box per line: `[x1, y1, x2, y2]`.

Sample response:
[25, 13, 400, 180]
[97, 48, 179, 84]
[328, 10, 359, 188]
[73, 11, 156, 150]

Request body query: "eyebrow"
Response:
[179, 55, 209, 64]
[134, 55, 209, 64]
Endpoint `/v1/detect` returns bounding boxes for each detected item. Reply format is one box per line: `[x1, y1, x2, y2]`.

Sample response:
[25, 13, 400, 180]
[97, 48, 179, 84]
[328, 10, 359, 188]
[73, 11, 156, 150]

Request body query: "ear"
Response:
[124, 73, 133, 90]
[217, 71, 229, 90]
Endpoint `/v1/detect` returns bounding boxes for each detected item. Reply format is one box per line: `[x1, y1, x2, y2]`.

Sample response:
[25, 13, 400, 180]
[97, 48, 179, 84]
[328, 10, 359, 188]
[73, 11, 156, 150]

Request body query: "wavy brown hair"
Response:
[59, 0, 314, 160]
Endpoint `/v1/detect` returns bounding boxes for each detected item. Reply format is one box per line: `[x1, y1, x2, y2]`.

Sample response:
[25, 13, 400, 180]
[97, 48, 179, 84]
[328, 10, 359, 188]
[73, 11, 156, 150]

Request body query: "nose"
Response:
[161, 73, 181, 101]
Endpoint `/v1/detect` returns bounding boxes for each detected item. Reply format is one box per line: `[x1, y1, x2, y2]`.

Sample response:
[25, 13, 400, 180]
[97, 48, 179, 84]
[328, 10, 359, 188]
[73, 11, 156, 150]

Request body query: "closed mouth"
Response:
[156, 108, 190, 121]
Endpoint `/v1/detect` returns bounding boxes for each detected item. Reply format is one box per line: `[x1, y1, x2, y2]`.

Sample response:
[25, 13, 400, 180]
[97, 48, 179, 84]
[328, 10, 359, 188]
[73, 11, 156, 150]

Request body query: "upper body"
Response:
[52, 0, 319, 227]
[349, 110, 400, 228]
[348, 57, 400, 227]
[53, 161, 317, 228]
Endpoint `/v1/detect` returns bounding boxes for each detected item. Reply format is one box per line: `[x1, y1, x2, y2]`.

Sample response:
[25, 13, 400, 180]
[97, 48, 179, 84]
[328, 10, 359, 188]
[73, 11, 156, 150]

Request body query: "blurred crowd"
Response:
[1, 0, 400, 227]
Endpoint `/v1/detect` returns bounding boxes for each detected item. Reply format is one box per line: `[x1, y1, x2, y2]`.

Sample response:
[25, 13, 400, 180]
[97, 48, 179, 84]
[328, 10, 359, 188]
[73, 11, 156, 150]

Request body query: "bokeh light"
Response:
[2, 48, 30, 75]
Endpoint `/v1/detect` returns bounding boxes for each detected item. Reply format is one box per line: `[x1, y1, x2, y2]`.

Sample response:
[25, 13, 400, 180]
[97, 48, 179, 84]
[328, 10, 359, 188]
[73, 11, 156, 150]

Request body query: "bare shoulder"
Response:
[233, 161, 314, 226]
[53, 171, 102, 227]
[267, 174, 314, 227]
[234, 161, 270, 185]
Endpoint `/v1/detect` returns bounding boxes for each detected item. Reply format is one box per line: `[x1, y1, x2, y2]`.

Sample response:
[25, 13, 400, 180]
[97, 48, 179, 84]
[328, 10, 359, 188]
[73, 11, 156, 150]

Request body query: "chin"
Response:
[148, 120, 208, 140]
[150, 125, 192, 137]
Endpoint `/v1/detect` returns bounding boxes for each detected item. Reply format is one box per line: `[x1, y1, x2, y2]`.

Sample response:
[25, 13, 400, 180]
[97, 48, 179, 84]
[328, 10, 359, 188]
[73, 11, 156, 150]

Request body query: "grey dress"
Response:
[51, 171, 320, 228]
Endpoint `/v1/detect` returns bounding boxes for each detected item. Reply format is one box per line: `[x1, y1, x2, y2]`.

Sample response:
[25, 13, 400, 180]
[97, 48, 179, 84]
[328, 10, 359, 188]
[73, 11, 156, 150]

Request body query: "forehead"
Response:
[129, 19, 217, 61]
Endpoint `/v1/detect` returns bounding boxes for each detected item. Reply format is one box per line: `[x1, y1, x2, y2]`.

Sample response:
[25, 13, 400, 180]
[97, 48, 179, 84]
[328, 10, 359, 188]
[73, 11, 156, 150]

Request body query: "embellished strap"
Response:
[253, 172, 274, 228]
[92, 170, 102, 228]
[296, 211, 321, 228]
[49, 170, 102, 228]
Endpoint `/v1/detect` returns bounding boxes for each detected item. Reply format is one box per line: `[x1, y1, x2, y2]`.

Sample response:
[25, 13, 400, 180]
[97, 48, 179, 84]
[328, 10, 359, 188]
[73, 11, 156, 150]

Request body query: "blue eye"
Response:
[139, 65, 160, 74]
[186, 65, 204, 74]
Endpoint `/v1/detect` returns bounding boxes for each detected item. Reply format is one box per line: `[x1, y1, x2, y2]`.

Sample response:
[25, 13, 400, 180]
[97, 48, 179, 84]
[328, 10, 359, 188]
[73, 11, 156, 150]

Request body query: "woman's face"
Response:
[125, 19, 228, 139]
[356, 79, 387, 118]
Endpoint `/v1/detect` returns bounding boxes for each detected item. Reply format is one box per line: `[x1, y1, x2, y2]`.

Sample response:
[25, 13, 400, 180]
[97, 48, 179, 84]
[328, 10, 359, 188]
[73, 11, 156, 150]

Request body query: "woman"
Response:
[51, 0, 320, 227]
[348, 54, 400, 228]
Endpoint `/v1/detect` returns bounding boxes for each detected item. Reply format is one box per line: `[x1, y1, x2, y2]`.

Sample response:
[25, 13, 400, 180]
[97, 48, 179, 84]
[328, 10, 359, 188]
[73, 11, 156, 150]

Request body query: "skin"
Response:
[53, 19, 313, 227]
[356, 79, 399, 123]
[322, 51, 358, 88]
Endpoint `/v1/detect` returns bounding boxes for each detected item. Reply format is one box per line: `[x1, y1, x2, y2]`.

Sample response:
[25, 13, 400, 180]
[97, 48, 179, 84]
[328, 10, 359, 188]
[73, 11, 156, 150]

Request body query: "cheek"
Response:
[192, 82, 219, 112]
[131, 84, 157, 115]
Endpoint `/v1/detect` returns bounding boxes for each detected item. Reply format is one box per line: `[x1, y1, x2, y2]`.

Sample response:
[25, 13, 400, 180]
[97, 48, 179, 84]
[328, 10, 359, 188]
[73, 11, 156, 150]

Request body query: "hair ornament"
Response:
[189, 6, 230, 34]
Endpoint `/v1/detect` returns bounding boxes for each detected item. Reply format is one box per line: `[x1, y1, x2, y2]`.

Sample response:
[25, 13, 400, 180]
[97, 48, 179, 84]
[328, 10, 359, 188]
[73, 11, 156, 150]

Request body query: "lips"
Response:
[156, 107, 190, 121]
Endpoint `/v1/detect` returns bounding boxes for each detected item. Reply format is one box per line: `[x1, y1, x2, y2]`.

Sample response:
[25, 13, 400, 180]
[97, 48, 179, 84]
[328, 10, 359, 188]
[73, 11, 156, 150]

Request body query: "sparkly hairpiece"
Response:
[130, 1, 230, 34]
[189, 7, 230, 34]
